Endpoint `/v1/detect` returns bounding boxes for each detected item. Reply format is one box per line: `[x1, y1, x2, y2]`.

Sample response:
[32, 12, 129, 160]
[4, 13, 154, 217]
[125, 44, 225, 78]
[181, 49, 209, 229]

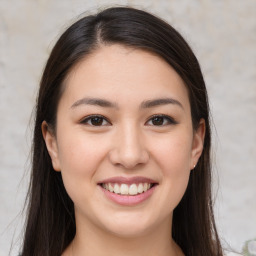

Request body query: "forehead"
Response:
[61, 44, 190, 110]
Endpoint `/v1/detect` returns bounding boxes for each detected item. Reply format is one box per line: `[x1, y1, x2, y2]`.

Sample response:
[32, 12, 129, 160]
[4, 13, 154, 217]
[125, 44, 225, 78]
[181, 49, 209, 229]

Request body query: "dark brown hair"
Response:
[21, 6, 223, 256]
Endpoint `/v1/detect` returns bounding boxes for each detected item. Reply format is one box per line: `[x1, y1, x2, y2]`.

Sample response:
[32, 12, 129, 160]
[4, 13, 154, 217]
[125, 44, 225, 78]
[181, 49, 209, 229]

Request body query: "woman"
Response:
[21, 6, 223, 256]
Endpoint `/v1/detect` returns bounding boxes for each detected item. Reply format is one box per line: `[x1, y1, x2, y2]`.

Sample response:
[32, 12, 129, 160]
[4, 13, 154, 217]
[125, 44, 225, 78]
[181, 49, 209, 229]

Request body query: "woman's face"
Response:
[43, 45, 205, 238]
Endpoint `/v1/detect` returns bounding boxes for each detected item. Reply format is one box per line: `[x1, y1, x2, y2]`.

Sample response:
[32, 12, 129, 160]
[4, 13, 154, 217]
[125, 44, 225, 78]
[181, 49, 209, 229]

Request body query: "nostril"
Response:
[108, 147, 149, 169]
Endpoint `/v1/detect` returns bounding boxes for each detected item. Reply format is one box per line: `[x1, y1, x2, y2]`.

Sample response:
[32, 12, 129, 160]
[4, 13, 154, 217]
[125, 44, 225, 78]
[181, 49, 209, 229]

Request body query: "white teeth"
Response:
[138, 183, 144, 193]
[129, 184, 138, 195]
[120, 184, 129, 195]
[109, 183, 114, 192]
[114, 184, 120, 194]
[102, 182, 153, 195]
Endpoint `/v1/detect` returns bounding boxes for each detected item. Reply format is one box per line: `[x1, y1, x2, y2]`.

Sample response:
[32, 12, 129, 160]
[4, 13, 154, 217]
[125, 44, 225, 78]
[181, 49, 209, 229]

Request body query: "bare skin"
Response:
[43, 44, 204, 256]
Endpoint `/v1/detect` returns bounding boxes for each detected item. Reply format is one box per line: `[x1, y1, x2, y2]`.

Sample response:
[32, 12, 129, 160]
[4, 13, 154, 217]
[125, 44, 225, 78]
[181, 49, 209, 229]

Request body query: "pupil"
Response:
[152, 117, 163, 125]
[91, 117, 103, 126]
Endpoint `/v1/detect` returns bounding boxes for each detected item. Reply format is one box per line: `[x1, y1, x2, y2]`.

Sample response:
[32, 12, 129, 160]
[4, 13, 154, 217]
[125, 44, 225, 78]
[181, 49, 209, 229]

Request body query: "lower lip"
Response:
[99, 185, 157, 206]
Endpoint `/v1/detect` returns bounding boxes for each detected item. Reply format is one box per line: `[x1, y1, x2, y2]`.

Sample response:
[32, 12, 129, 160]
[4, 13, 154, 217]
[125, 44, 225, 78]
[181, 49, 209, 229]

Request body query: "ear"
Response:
[190, 119, 205, 170]
[41, 121, 61, 172]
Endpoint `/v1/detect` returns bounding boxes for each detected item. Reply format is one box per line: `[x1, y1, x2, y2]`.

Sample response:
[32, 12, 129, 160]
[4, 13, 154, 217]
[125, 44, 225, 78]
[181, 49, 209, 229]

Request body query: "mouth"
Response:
[97, 176, 158, 206]
[99, 182, 156, 196]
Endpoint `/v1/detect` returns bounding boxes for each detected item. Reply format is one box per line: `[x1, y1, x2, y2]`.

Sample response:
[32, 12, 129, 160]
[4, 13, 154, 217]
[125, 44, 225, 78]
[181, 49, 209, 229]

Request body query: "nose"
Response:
[108, 124, 149, 169]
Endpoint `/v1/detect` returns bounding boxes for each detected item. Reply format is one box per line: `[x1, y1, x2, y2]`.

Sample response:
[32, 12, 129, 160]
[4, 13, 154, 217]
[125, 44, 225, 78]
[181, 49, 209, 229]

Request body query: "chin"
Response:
[107, 225, 152, 239]
[101, 214, 159, 238]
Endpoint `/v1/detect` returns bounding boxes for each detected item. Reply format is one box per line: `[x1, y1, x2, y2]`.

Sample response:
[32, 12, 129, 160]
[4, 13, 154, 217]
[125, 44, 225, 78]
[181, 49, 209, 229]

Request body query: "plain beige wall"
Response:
[0, 0, 255, 255]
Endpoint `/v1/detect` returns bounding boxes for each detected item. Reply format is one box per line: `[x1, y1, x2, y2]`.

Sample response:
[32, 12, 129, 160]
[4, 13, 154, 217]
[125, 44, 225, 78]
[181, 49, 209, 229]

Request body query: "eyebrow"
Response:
[140, 98, 184, 109]
[71, 97, 118, 109]
[71, 97, 183, 110]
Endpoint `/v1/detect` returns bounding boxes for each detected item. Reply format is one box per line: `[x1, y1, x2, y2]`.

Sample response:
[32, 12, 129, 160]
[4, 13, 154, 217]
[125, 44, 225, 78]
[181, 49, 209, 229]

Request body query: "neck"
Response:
[64, 216, 184, 256]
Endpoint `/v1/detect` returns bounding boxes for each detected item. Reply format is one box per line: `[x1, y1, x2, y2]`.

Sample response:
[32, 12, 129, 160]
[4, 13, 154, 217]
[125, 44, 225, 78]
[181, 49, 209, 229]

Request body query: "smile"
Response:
[98, 176, 158, 206]
[101, 183, 153, 196]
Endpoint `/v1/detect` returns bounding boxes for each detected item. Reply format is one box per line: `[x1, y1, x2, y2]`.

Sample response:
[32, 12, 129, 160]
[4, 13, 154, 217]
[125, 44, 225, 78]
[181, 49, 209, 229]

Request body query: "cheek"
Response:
[151, 131, 193, 172]
[161, 135, 192, 190]
[57, 132, 107, 171]
[56, 132, 108, 197]
[150, 132, 192, 208]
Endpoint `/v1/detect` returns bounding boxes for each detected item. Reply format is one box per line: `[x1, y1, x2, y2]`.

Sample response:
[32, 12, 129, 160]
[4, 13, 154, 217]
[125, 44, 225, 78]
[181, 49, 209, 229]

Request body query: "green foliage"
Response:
[243, 239, 256, 256]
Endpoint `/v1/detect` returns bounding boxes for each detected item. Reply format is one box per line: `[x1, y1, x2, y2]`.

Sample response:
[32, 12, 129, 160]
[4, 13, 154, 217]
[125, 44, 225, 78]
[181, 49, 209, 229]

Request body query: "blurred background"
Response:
[0, 0, 255, 255]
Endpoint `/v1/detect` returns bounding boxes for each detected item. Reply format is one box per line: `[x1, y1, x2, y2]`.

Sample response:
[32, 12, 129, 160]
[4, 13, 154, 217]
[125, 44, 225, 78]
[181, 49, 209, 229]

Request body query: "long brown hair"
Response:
[21, 6, 223, 256]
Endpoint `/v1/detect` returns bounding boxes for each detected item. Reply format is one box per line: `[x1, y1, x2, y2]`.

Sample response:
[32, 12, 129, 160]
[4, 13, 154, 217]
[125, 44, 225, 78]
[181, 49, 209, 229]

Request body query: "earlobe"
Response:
[41, 121, 61, 171]
[191, 119, 205, 170]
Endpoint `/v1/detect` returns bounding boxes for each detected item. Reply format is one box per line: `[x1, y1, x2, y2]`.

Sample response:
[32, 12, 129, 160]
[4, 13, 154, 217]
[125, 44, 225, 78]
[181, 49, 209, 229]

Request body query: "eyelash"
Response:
[146, 114, 177, 126]
[80, 115, 111, 126]
[80, 114, 177, 127]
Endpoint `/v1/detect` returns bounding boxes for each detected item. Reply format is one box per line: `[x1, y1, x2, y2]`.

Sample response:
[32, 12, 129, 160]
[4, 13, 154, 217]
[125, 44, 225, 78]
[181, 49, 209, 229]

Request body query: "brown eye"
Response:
[81, 115, 110, 126]
[151, 116, 165, 126]
[146, 115, 177, 126]
[90, 117, 104, 126]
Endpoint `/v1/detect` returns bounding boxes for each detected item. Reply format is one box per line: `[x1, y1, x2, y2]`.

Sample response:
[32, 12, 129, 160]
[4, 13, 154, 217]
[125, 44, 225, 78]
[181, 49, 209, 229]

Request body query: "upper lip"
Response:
[98, 176, 158, 185]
